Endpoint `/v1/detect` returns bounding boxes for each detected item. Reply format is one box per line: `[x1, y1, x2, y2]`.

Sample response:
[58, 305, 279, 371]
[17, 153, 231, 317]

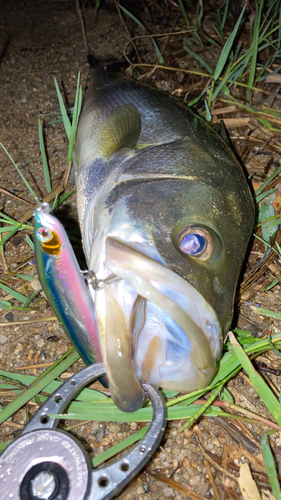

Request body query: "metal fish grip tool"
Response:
[0, 363, 166, 500]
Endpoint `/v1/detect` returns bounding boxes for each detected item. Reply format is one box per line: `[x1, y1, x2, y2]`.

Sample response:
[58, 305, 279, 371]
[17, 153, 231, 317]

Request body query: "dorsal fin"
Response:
[98, 103, 141, 160]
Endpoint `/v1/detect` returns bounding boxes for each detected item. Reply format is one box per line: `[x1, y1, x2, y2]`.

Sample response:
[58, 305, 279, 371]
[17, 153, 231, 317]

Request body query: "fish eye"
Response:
[177, 225, 213, 260]
[37, 226, 53, 242]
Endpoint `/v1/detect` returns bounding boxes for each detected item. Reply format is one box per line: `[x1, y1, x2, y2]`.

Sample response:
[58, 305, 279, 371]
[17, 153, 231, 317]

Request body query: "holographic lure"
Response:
[34, 202, 102, 366]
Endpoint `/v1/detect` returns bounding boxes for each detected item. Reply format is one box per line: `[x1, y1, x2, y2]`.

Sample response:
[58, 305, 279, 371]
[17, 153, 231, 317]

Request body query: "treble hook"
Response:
[81, 269, 121, 290]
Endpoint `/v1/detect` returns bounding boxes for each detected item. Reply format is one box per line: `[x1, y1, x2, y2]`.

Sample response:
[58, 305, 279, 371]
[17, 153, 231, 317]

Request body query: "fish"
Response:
[71, 72, 254, 412]
[34, 202, 103, 366]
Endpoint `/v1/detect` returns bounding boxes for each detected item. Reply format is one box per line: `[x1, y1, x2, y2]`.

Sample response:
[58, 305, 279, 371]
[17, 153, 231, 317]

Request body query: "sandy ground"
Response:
[1, 1, 281, 499]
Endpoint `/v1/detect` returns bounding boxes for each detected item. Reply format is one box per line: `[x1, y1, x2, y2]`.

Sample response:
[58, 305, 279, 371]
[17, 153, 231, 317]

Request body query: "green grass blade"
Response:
[0, 369, 108, 402]
[220, 387, 234, 403]
[250, 306, 281, 320]
[258, 194, 277, 247]
[0, 213, 16, 223]
[38, 119, 52, 193]
[213, 5, 246, 82]
[256, 164, 281, 195]
[0, 283, 27, 303]
[0, 226, 17, 233]
[0, 350, 80, 425]
[0, 301, 36, 311]
[208, 5, 246, 106]
[256, 187, 277, 203]
[187, 87, 208, 107]
[50, 404, 224, 423]
[0, 214, 33, 228]
[204, 100, 212, 121]
[229, 332, 281, 427]
[247, 0, 263, 101]
[211, 69, 231, 102]
[179, 381, 224, 431]
[266, 279, 279, 291]
[221, 0, 230, 32]
[0, 143, 40, 204]
[17, 274, 34, 282]
[178, 0, 190, 26]
[267, 335, 281, 358]
[212, 21, 223, 43]
[212, 333, 281, 385]
[201, 32, 221, 48]
[184, 46, 213, 74]
[57, 190, 75, 205]
[261, 433, 281, 500]
[118, 4, 164, 64]
[277, 1, 281, 50]
[25, 234, 34, 250]
[23, 288, 42, 308]
[0, 300, 13, 309]
[54, 78, 72, 140]
[67, 74, 82, 162]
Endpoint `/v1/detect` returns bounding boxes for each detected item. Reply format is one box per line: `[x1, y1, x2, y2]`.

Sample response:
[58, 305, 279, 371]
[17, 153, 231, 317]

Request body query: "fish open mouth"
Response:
[94, 236, 223, 412]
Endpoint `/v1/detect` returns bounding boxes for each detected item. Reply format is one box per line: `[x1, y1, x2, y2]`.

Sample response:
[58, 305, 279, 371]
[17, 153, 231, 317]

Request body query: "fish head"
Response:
[74, 84, 254, 411]
[84, 137, 254, 410]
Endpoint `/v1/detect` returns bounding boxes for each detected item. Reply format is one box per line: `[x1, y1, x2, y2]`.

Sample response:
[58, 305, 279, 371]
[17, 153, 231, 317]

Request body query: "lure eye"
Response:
[177, 225, 213, 260]
[37, 227, 53, 242]
[36, 226, 61, 255]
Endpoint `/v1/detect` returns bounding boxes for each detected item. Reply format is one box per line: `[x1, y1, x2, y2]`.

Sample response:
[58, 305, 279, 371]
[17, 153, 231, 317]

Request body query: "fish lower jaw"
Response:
[133, 300, 218, 393]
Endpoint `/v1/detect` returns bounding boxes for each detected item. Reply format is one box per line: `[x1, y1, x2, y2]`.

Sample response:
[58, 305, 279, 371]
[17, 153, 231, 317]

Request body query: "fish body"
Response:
[72, 75, 254, 411]
[34, 202, 102, 366]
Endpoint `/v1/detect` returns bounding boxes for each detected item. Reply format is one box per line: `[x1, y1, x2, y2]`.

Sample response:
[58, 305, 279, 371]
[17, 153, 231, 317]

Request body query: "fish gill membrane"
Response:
[72, 73, 255, 412]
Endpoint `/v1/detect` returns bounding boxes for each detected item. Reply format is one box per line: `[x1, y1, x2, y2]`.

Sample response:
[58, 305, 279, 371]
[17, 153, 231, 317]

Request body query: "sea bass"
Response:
[73, 72, 254, 412]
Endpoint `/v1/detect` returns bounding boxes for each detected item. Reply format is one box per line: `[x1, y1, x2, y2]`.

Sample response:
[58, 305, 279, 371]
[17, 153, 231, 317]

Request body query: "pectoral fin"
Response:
[99, 103, 141, 160]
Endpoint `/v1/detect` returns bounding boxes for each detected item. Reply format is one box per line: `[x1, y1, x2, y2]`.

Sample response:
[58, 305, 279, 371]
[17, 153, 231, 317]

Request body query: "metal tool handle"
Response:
[21, 363, 106, 434]
[89, 382, 166, 500]
[1, 363, 166, 500]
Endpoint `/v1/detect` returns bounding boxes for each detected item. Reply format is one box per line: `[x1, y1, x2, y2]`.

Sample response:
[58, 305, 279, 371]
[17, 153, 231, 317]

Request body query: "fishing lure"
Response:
[34, 202, 102, 366]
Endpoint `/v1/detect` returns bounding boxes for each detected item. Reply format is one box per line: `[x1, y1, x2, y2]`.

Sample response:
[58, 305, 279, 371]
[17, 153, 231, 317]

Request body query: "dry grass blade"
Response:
[238, 463, 261, 500]
[0, 316, 57, 327]
[2, 421, 23, 429]
[14, 362, 57, 370]
[194, 425, 237, 481]
[209, 416, 258, 454]
[0, 188, 32, 205]
[240, 245, 279, 299]
[212, 117, 250, 127]
[146, 468, 208, 500]
[203, 459, 221, 500]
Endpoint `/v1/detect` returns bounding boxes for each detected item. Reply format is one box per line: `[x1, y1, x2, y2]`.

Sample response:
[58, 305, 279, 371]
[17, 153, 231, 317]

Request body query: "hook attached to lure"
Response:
[81, 269, 121, 291]
[34, 202, 103, 367]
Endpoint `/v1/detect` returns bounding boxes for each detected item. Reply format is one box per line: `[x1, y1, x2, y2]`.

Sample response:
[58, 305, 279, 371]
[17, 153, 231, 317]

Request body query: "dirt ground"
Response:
[1, 1, 281, 499]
